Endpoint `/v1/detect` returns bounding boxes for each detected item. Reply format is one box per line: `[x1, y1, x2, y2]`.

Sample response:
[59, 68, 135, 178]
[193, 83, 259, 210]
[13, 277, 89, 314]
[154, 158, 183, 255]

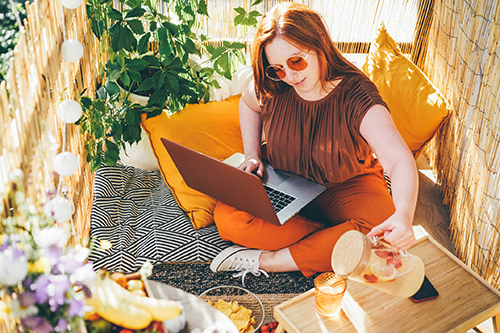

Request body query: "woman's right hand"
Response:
[238, 157, 264, 177]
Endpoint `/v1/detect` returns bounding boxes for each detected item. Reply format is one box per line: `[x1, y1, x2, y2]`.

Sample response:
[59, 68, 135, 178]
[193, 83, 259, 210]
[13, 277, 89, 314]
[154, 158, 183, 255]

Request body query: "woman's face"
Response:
[264, 36, 322, 99]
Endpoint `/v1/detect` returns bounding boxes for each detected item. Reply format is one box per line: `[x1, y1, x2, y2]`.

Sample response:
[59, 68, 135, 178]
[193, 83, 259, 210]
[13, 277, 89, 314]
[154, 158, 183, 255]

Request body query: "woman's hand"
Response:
[239, 158, 264, 177]
[366, 212, 416, 251]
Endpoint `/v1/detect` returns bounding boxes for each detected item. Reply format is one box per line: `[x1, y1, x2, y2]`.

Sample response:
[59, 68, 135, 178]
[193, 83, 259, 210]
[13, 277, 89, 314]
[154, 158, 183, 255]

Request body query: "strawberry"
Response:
[387, 256, 402, 269]
[363, 274, 378, 283]
[374, 250, 394, 258]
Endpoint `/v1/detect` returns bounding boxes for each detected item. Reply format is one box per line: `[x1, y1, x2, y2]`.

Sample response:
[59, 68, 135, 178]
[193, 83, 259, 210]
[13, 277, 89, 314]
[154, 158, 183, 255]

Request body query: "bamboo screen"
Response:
[423, 0, 500, 289]
[0, 0, 102, 244]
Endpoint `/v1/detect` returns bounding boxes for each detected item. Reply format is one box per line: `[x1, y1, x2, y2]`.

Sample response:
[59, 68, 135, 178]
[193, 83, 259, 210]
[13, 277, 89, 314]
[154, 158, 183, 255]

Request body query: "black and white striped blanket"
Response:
[88, 164, 230, 274]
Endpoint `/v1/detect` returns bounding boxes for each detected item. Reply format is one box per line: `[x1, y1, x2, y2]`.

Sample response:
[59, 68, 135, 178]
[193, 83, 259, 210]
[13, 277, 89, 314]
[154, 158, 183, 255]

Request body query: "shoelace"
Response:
[227, 257, 269, 287]
[233, 268, 269, 287]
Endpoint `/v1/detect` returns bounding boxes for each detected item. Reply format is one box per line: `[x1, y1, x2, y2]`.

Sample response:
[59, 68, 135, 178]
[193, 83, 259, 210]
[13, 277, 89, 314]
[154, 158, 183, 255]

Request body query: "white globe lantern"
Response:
[53, 152, 79, 176]
[57, 100, 82, 123]
[44, 196, 75, 224]
[61, 39, 84, 62]
[61, 0, 83, 9]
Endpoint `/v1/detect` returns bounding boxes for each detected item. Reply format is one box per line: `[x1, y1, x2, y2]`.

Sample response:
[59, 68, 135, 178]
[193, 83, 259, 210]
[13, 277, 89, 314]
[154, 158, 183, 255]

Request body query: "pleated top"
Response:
[261, 74, 389, 186]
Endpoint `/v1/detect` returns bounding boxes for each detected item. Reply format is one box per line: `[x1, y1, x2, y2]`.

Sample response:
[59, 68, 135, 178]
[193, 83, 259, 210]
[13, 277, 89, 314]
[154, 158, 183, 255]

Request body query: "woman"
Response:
[210, 2, 418, 280]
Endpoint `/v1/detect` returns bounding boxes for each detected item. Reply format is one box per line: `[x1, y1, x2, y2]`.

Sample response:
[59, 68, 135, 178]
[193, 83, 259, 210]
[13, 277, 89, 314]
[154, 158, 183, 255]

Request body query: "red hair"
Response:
[252, 2, 364, 101]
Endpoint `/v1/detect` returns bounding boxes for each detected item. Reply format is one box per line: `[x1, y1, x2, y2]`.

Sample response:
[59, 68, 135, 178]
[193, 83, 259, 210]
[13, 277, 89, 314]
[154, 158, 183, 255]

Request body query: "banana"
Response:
[85, 270, 182, 327]
[85, 271, 153, 329]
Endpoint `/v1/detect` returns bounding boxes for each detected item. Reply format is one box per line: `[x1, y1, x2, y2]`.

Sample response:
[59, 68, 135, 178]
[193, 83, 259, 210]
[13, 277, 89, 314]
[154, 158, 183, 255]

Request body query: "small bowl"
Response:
[198, 285, 265, 333]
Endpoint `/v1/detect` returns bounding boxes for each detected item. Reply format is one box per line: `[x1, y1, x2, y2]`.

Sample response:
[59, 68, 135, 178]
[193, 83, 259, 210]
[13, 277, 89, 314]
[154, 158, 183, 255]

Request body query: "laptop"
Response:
[161, 138, 327, 226]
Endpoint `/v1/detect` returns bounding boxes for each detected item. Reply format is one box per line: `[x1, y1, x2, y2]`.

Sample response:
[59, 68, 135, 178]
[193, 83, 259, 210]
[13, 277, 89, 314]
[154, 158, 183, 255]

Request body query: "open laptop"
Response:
[161, 138, 326, 226]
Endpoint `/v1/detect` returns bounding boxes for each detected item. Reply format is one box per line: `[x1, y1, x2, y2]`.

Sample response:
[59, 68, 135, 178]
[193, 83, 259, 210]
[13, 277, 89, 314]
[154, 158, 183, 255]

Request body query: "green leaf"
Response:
[149, 21, 157, 33]
[127, 58, 149, 71]
[96, 86, 107, 100]
[127, 69, 142, 83]
[90, 17, 105, 40]
[234, 14, 245, 26]
[109, 23, 137, 52]
[109, 68, 122, 81]
[142, 55, 160, 67]
[251, 0, 263, 6]
[137, 33, 150, 55]
[93, 99, 105, 112]
[158, 27, 174, 57]
[107, 8, 122, 20]
[164, 72, 179, 94]
[230, 42, 246, 49]
[124, 108, 141, 126]
[90, 156, 102, 172]
[197, 0, 208, 16]
[136, 78, 155, 92]
[127, 19, 144, 35]
[81, 96, 92, 109]
[249, 10, 262, 18]
[125, 7, 145, 18]
[152, 70, 164, 90]
[208, 46, 226, 60]
[106, 81, 120, 96]
[162, 21, 179, 36]
[104, 149, 119, 166]
[234, 7, 246, 15]
[105, 139, 119, 153]
[183, 38, 198, 54]
[147, 87, 168, 109]
[120, 72, 130, 87]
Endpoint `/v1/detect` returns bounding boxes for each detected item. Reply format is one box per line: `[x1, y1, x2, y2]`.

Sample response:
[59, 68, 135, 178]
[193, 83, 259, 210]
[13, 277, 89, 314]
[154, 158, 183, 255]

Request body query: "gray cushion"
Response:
[88, 164, 230, 274]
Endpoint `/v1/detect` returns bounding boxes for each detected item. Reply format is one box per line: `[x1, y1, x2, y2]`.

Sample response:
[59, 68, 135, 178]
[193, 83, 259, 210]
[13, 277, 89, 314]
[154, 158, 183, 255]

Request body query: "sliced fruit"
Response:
[387, 256, 403, 269]
[363, 274, 378, 283]
[374, 250, 394, 258]
[370, 262, 397, 281]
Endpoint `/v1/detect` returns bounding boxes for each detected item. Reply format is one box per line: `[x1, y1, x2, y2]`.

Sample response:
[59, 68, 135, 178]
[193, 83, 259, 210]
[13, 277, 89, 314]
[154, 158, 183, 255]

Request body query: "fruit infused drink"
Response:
[314, 272, 347, 317]
[331, 230, 425, 298]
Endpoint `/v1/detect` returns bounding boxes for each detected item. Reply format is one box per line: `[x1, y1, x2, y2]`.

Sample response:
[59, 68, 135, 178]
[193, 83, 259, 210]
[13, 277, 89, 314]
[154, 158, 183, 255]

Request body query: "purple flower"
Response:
[45, 246, 63, 268]
[68, 299, 85, 318]
[48, 275, 70, 311]
[33, 275, 50, 304]
[55, 318, 68, 332]
[21, 316, 53, 333]
[18, 291, 37, 308]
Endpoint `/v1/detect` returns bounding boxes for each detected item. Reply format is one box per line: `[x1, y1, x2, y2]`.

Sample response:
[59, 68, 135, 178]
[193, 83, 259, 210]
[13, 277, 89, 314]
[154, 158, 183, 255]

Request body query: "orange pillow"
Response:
[362, 24, 452, 157]
[141, 95, 244, 229]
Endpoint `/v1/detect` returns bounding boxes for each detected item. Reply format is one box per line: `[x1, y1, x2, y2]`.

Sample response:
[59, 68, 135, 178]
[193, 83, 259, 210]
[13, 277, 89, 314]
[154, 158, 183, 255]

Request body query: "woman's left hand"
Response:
[366, 212, 416, 251]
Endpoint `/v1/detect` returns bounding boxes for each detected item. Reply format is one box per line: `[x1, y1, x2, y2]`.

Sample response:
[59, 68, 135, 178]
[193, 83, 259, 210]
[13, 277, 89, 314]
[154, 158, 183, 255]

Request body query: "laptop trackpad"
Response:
[262, 165, 290, 187]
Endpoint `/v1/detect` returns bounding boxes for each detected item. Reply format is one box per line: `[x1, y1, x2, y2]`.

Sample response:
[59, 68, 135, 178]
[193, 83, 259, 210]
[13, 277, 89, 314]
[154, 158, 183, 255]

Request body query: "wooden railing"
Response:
[0, 0, 103, 244]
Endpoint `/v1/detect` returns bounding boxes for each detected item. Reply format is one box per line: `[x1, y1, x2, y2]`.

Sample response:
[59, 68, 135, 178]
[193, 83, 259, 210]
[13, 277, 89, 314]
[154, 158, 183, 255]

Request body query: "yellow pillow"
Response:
[141, 95, 244, 229]
[362, 24, 451, 157]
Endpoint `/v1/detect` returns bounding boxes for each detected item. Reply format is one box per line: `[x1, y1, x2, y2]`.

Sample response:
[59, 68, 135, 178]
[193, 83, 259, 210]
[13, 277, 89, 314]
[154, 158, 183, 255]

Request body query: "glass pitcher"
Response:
[331, 230, 425, 298]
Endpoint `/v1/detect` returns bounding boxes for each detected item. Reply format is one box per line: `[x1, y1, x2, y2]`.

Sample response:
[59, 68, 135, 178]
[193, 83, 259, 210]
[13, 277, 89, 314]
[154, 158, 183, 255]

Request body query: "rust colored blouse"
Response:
[261, 74, 389, 186]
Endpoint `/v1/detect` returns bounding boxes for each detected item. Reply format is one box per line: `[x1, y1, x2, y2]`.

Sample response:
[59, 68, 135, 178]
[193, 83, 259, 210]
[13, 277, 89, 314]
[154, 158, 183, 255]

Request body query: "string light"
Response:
[60, 39, 84, 62]
[53, 151, 79, 177]
[57, 99, 82, 124]
[61, 0, 84, 9]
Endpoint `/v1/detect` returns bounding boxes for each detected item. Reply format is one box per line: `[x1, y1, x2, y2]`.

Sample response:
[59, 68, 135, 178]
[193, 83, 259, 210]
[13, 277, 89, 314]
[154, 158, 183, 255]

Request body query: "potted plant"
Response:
[78, 0, 262, 172]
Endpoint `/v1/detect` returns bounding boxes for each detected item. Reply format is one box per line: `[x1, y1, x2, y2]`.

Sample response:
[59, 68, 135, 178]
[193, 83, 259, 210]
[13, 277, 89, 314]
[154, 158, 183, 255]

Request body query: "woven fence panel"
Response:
[0, 0, 102, 244]
[423, 0, 500, 290]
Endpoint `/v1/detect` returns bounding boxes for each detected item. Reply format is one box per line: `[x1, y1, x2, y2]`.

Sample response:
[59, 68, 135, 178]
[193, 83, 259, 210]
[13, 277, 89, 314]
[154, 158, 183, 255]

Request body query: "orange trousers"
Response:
[213, 169, 395, 277]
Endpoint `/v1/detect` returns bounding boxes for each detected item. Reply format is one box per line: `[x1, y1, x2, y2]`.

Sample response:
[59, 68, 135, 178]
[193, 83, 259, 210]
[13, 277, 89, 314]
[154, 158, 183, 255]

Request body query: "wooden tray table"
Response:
[274, 236, 500, 333]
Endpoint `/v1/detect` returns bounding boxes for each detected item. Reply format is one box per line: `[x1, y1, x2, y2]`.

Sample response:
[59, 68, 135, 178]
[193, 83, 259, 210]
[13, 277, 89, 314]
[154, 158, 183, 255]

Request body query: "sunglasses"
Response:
[265, 54, 309, 81]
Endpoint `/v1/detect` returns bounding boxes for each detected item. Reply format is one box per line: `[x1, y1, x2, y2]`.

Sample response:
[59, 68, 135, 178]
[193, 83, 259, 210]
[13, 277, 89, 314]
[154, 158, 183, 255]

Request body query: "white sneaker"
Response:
[210, 245, 269, 286]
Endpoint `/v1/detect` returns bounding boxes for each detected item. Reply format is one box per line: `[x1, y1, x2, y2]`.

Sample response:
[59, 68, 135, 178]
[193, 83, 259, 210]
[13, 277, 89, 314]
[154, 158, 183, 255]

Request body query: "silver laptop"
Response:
[161, 138, 327, 226]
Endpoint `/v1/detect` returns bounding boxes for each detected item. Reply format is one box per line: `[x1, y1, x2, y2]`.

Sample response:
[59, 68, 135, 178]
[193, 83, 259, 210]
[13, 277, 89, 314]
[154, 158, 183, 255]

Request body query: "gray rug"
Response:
[150, 262, 317, 296]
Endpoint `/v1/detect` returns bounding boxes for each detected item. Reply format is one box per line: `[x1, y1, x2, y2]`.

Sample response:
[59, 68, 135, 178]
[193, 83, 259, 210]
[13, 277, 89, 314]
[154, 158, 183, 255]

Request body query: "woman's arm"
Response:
[360, 104, 419, 250]
[239, 82, 265, 177]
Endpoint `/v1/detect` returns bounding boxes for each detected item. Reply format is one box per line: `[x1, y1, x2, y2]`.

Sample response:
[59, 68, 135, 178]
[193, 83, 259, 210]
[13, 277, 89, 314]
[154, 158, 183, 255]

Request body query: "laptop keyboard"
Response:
[263, 185, 297, 213]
